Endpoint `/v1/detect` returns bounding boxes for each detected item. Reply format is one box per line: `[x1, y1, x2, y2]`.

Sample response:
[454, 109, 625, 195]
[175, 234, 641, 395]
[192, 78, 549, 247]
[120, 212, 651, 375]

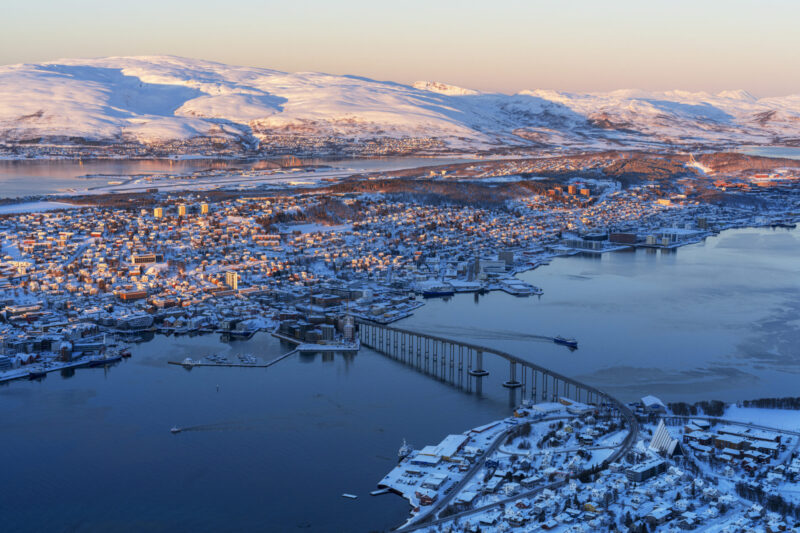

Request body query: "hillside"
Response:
[0, 56, 799, 156]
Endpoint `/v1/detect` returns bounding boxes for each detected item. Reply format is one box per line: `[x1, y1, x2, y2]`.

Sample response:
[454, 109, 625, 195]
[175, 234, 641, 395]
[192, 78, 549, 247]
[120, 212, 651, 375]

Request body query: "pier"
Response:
[168, 349, 299, 369]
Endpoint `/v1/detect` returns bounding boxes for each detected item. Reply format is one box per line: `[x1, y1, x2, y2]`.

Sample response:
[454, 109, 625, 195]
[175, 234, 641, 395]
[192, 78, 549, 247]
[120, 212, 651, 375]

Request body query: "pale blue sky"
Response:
[1, 0, 798, 96]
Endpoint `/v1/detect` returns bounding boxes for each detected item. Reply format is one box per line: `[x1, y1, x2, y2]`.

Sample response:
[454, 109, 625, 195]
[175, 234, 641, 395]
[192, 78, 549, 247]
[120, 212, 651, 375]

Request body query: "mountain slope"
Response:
[0, 55, 798, 154]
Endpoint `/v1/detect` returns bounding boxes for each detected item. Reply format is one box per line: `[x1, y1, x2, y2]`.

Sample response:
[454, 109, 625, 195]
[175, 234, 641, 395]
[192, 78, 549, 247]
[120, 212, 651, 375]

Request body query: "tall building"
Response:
[153, 207, 163, 219]
[178, 204, 187, 216]
[342, 315, 355, 341]
[200, 202, 209, 215]
[226, 271, 239, 290]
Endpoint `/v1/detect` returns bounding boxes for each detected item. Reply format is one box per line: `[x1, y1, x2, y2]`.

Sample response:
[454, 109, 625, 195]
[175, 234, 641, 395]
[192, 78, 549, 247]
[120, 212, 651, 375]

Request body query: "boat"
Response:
[229, 330, 256, 340]
[398, 439, 413, 461]
[342, 493, 358, 499]
[553, 336, 578, 348]
[88, 354, 123, 367]
[120, 348, 132, 358]
[28, 367, 47, 379]
[170, 426, 182, 434]
[422, 285, 455, 298]
[498, 279, 543, 296]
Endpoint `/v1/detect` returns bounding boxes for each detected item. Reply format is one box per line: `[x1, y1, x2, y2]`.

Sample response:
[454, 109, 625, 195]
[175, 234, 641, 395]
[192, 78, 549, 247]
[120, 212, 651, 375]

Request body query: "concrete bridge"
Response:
[358, 319, 629, 414]
[357, 319, 639, 531]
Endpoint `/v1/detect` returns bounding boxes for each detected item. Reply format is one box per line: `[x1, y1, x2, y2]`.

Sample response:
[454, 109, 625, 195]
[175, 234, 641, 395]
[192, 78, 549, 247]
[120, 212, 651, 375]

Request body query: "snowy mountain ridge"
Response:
[1, 55, 799, 154]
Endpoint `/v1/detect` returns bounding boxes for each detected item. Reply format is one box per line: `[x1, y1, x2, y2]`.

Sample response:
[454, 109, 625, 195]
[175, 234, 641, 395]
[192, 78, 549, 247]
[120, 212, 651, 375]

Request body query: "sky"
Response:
[1, 0, 798, 97]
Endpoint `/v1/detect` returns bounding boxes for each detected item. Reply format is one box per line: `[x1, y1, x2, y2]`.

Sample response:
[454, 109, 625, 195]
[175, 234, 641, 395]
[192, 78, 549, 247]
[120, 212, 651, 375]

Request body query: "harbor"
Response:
[1, 226, 799, 532]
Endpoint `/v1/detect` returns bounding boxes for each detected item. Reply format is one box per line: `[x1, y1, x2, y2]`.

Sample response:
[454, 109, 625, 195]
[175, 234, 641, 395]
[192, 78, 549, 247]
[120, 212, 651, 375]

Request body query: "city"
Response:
[2, 2, 800, 532]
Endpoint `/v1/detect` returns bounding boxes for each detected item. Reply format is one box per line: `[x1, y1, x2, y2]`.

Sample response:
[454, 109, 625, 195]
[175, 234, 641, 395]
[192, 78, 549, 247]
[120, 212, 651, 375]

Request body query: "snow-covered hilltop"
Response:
[0, 55, 798, 156]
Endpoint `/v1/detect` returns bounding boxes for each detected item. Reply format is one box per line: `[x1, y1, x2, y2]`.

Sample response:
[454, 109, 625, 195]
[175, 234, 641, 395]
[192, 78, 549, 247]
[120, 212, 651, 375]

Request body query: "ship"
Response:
[28, 366, 47, 379]
[421, 285, 455, 298]
[398, 439, 413, 461]
[553, 336, 578, 348]
[88, 354, 123, 367]
[170, 426, 182, 434]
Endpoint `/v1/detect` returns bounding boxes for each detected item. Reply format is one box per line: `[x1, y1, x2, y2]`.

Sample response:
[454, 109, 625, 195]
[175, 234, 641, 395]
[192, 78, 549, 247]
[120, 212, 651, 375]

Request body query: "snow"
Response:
[0, 201, 78, 214]
[1, 55, 799, 150]
[722, 405, 800, 432]
[278, 223, 352, 234]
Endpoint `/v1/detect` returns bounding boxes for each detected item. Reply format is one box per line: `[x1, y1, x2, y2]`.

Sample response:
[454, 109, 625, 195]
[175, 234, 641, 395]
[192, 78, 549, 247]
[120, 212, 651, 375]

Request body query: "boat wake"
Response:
[172, 421, 253, 433]
[411, 324, 554, 343]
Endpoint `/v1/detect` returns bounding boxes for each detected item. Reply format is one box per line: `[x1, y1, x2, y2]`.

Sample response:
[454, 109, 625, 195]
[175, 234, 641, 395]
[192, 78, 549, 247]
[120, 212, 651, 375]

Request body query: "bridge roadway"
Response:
[664, 415, 800, 436]
[357, 320, 639, 531]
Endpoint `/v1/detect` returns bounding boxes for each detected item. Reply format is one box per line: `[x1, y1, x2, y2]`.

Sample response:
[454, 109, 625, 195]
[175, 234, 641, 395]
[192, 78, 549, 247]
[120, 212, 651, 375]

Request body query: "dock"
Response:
[168, 349, 299, 370]
[0, 357, 98, 384]
[271, 331, 361, 352]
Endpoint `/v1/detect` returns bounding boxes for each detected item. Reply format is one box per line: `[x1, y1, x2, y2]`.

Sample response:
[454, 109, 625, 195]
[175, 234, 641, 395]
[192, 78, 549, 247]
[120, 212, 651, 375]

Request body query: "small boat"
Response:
[170, 426, 182, 434]
[554, 336, 578, 348]
[229, 330, 256, 340]
[342, 493, 358, 499]
[120, 349, 132, 358]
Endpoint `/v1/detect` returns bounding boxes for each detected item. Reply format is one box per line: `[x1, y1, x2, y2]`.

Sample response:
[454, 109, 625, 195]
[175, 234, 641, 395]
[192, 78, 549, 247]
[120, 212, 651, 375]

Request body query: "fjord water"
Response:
[739, 146, 800, 160]
[403, 225, 800, 403]
[0, 157, 473, 198]
[1, 335, 509, 533]
[1, 226, 798, 532]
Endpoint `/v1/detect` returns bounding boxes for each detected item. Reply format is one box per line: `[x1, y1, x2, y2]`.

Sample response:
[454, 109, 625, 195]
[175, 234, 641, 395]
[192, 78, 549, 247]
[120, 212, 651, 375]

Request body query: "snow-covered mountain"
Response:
[0, 55, 798, 153]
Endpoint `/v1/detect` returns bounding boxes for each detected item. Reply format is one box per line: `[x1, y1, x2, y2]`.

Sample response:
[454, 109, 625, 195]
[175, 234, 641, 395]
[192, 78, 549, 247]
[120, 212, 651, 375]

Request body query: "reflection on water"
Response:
[0, 156, 474, 198]
[402, 226, 800, 403]
[739, 146, 800, 160]
[0, 226, 797, 532]
[0, 332, 510, 533]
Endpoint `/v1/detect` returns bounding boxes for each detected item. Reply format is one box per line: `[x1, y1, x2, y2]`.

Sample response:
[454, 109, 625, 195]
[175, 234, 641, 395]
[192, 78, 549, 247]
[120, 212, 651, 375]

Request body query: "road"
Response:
[360, 321, 640, 532]
[400, 479, 567, 533]
[398, 414, 635, 532]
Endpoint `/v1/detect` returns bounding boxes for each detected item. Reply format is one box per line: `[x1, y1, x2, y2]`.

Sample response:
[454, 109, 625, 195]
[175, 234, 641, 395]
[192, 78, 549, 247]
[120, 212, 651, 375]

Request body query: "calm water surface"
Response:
[1, 226, 798, 532]
[403, 226, 800, 404]
[739, 146, 800, 160]
[0, 157, 473, 199]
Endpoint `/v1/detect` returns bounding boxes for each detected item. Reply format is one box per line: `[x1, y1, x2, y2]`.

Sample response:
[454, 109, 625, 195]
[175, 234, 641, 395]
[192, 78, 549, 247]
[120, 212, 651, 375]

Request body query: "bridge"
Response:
[358, 319, 632, 412]
[357, 319, 639, 530]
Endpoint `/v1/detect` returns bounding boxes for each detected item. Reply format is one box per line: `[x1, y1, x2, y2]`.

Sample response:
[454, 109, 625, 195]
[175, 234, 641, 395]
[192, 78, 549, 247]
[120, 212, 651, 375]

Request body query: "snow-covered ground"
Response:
[723, 405, 800, 432]
[0, 201, 78, 214]
[1, 56, 799, 151]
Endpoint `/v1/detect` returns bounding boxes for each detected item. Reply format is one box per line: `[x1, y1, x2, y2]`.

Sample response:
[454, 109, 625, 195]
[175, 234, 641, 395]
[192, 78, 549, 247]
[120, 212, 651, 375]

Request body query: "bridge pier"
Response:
[468, 349, 489, 377]
[542, 372, 547, 402]
[503, 361, 522, 388]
